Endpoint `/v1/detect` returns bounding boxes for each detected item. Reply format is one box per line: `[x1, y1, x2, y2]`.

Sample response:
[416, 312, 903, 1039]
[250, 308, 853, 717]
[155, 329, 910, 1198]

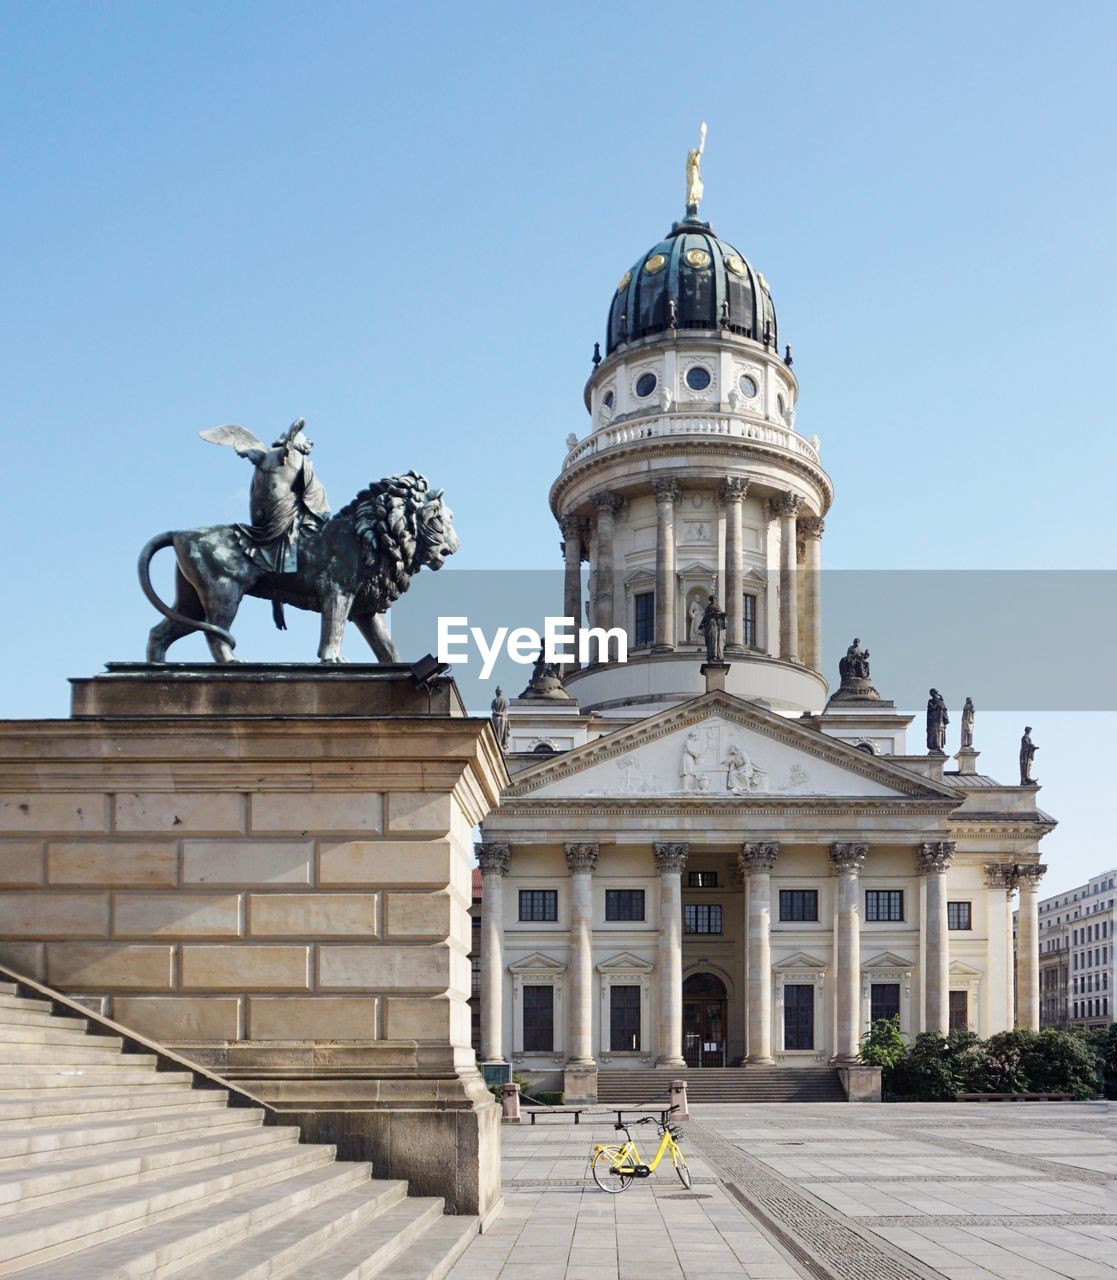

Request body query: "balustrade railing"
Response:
[562, 414, 821, 471]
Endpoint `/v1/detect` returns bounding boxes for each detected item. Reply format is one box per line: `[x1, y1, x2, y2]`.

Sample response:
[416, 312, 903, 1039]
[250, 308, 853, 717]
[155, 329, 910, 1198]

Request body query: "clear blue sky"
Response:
[1, 2, 1114, 893]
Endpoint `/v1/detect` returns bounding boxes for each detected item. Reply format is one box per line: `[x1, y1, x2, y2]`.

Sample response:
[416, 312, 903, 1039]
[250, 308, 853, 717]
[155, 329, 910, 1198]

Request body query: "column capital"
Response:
[799, 516, 825, 540]
[1015, 862, 1048, 890]
[564, 842, 600, 874]
[828, 842, 868, 874]
[739, 841, 780, 874]
[652, 477, 681, 504]
[916, 840, 956, 875]
[718, 476, 749, 503]
[983, 861, 1018, 891]
[653, 841, 689, 872]
[560, 513, 586, 540]
[769, 491, 804, 520]
[591, 490, 624, 516]
[475, 841, 511, 876]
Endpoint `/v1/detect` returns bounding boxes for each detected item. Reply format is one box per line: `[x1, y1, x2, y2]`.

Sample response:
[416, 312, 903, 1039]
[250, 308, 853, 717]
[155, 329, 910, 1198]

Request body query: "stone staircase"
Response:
[596, 1066, 848, 1104]
[0, 975, 477, 1277]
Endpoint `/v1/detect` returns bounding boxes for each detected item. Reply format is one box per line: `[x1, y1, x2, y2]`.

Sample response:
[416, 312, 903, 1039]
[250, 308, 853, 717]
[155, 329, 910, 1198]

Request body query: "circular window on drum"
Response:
[685, 366, 711, 391]
[738, 373, 758, 398]
[635, 372, 657, 398]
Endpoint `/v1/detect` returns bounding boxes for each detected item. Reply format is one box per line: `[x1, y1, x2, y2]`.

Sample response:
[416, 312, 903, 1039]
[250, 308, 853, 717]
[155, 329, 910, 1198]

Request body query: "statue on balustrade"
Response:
[926, 688, 949, 754]
[961, 697, 975, 749]
[490, 687, 510, 751]
[1020, 726, 1039, 785]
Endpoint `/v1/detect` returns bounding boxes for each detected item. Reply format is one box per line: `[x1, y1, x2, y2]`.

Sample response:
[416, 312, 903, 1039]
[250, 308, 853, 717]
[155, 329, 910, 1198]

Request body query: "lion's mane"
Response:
[338, 471, 445, 612]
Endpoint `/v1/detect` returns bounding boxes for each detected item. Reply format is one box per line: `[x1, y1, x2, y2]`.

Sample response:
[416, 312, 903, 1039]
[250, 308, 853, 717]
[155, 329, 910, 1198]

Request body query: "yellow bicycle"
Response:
[590, 1107, 691, 1193]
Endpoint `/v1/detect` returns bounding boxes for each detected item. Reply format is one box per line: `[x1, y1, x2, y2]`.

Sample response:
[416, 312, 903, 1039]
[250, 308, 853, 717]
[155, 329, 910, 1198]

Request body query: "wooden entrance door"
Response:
[682, 972, 728, 1067]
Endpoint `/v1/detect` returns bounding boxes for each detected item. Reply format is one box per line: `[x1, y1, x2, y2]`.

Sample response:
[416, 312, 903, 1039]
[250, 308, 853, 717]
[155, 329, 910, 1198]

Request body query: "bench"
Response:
[955, 1092, 1074, 1102]
[523, 1106, 587, 1125]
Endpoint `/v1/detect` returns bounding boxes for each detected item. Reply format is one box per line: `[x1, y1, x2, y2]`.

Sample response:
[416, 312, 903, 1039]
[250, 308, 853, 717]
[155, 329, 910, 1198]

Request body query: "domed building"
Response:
[476, 139, 1054, 1102]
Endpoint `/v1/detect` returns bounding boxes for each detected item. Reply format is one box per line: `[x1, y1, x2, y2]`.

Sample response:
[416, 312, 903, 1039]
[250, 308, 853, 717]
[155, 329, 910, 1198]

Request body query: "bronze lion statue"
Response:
[139, 471, 458, 663]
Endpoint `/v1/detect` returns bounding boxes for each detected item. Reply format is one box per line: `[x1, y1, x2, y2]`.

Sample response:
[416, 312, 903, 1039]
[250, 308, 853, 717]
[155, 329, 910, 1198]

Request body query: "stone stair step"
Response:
[168, 1180, 412, 1280]
[0, 997, 61, 1014]
[4, 1069, 195, 1092]
[0, 983, 19, 996]
[0, 1122, 301, 1217]
[3, 1160, 375, 1279]
[278, 1197, 450, 1280]
[0, 1024, 124, 1048]
[0, 1107, 267, 1168]
[0, 1087, 214, 1127]
[0, 1143, 341, 1274]
[376, 1213, 480, 1280]
[0, 1044, 146, 1067]
[0, 1010, 90, 1031]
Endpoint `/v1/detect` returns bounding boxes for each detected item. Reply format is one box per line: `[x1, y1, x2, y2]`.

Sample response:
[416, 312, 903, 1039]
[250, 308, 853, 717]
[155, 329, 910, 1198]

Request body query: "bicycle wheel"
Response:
[591, 1147, 634, 1193]
[672, 1147, 692, 1189]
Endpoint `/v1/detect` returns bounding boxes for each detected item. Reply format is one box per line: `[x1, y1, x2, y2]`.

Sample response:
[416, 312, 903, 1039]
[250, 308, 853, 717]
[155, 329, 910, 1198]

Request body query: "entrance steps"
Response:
[0, 978, 477, 1278]
[596, 1066, 847, 1104]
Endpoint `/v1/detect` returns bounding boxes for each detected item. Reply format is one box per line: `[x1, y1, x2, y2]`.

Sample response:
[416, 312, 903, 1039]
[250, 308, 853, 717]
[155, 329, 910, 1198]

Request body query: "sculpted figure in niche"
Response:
[687, 596, 704, 641]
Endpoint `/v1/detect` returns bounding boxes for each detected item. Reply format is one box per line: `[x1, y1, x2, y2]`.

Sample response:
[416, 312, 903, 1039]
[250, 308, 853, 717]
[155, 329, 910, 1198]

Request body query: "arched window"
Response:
[683, 972, 727, 998]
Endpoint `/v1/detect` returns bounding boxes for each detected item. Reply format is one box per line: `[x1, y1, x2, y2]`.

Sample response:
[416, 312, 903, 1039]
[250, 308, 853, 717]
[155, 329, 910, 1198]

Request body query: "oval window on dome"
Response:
[726, 254, 746, 276]
[603, 390, 615, 409]
[685, 248, 711, 268]
[738, 374, 758, 398]
[616, 270, 632, 293]
[635, 372, 657, 398]
[644, 254, 666, 275]
[685, 366, 711, 391]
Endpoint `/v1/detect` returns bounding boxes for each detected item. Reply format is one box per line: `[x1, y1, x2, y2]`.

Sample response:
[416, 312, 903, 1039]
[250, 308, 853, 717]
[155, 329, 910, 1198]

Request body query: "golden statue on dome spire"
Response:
[686, 121, 708, 217]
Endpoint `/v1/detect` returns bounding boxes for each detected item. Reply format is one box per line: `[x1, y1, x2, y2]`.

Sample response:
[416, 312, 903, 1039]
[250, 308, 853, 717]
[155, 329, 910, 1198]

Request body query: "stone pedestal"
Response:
[0, 663, 508, 1216]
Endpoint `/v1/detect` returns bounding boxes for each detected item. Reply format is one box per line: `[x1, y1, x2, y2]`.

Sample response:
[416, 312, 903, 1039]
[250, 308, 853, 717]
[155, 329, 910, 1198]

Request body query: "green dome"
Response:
[606, 217, 778, 356]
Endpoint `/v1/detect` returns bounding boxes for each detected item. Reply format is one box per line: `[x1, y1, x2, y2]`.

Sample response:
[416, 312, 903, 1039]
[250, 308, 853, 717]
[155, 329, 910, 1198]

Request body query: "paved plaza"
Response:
[449, 1101, 1117, 1280]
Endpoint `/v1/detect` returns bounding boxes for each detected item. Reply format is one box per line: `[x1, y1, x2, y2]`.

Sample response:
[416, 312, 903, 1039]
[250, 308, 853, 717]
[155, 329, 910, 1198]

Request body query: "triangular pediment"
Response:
[508, 952, 566, 975]
[949, 960, 983, 977]
[775, 951, 828, 971]
[596, 952, 655, 974]
[504, 690, 958, 804]
[863, 951, 915, 971]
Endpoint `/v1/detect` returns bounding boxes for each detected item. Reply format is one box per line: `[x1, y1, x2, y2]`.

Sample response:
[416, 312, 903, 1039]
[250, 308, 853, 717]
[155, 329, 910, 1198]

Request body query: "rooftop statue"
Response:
[1020, 725, 1038, 786]
[698, 594, 726, 663]
[685, 121, 708, 216]
[832, 636, 881, 701]
[961, 697, 976, 749]
[139, 421, 459, 663]
[926, 688, 949, 754]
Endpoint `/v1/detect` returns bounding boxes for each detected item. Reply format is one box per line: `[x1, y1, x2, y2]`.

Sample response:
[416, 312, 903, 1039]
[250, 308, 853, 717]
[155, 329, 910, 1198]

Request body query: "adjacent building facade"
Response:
[476, 167, 1055, 1099]
[1036, 869, 1116, 1031]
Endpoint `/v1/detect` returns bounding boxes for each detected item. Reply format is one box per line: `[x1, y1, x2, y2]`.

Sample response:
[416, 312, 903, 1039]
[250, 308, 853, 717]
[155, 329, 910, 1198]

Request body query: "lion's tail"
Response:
[137, 533, 237, 652]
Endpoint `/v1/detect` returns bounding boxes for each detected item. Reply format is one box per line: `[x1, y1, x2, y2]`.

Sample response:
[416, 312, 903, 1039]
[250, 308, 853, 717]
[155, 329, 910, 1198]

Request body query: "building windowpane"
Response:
[948, 989, 968, 1032]
[519, 889, 558, 922]
[743, 592, 757, 647]
[865, 890, 904, 922]
[523, 985, 554, 1052]
[779, 889, 819, 922]
[605, 889, 645, 922]
[688, 871, 718, 887]
[610, 985, 641, 1051]
[634, 592, 655, 647]
[870, 982, 900, 1025]
[684, 903, 722, 934]
[784, 984, 814, 1050]
[947, 901, 972, 930]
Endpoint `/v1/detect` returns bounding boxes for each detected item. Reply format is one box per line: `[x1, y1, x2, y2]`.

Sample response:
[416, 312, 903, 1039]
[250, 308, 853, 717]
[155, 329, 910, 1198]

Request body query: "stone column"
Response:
[1015, 863, 1046, 1031]
[720, 477, 749, 653]
[829, 842, 868, 1062]
[476, 842, 510, 1062]
[918, 841, 955, 1035]
[740, 841, 779, 1063]
[560, 515, 585, 659]
[983, 862, 1016, 1034]
[590, 492, 623, 632]
[653, 841, 688, 1067]
[564, 843, 599, 1067]
[799, 516, 824, 672]
[652, 480, 680, 652]
[771, 492, 803, 662]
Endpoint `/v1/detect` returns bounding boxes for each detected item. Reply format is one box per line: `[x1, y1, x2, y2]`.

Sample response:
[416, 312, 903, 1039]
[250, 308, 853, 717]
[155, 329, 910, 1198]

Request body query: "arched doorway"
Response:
[682, 972, 728, 1068]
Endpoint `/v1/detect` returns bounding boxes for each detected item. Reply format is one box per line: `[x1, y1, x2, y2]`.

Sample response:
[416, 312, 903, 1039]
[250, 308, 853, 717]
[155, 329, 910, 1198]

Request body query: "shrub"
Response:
[860, 1016, 909, 1071]
[526, 1089, 565, 1106]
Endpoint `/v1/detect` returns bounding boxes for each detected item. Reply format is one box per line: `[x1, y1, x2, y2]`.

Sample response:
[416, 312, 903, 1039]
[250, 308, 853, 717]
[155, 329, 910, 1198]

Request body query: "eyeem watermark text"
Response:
[437, 616, 628, 678]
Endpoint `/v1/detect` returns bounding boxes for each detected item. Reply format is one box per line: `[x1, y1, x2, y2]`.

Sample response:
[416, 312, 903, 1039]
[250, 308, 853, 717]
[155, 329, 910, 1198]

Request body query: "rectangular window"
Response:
[634, 592, 655, 647]
[779, 889, 819, 922]
[688, 871, 718, 887]
[743, 592, 757, 647]
[948, 989, 968, 1032]
[870, 982, 901, 1025]
[518, 889, 558, 922]
[947, 901, 972, 930]
[522, 985, 554, 1052]
[683, 904, 723, 934]
[605, 889, 645, 922]
[610, 985, 641, 1051]
[783, 984, 815, 1051]
[865, 890, 904, 922]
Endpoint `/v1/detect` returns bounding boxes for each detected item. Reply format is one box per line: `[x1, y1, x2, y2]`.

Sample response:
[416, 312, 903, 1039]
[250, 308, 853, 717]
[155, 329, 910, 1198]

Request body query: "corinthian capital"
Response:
[560, 513, 586, 541]
[739, 841, 780, 874]
[829, 842, 868, 875]
[475, 842, 511, 876]
[770, 491, 804, 519]
[718, 476, 749, 503]
[652, 477, 681, 504]
[591, 490, 624, 517]
[1014, 862, 1048, 890]
[983, 861, 1018, 891]
[916, 841, 955, 875]
[653, 841, 689, 872]
[799, 516, 825, 541]
[564, 842, 600, 874]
